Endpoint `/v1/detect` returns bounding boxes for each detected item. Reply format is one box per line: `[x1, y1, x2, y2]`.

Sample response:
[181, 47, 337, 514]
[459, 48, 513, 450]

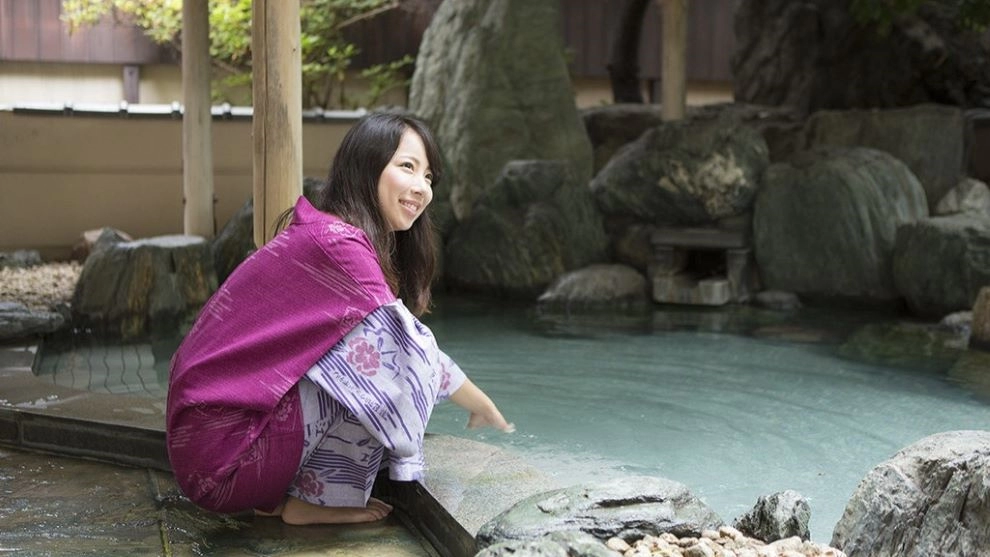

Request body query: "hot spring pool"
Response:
[35, 297, 990, 542]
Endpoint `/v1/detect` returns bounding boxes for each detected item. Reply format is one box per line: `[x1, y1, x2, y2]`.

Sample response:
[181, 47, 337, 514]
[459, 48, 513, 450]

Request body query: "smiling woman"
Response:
[165, 112, 513, 527]
[376, 129, 435, 232]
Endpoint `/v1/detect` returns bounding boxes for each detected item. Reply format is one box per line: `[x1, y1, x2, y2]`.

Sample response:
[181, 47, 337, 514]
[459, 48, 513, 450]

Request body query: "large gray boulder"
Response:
[475, 476, 723, 548]
[72, 233, 217, 339]
[733, 0, 990, 114]
[444, 160, 607, 297]
[802, 105, 968, 211]
[753, 147, 929, 303]
[892, 214, 990, 317]
[409, 0, 593, 228]
[537, 264, 648, 310]
[832, 430, 990, 557]
[590, 112, 769, 226]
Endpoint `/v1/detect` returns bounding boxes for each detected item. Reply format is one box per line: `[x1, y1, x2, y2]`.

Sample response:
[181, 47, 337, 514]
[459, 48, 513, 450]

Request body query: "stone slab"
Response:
[0, 446, 437, 557]
[0, 338, 556, 557]
[652, 274, 732, 306]
[652, 227, 750, 249]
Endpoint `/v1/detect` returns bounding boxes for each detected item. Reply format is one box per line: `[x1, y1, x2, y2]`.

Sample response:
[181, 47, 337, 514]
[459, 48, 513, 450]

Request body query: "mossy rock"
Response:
[838, 322, 966, 372]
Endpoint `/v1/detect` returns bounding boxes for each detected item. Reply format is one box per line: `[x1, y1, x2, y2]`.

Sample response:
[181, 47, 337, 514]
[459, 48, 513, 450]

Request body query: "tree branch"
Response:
[337, 1, 399, 29]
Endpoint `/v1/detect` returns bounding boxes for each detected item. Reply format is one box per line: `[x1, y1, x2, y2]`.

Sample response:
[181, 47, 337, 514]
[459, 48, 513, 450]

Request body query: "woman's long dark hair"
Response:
[317, 112, 442, 316]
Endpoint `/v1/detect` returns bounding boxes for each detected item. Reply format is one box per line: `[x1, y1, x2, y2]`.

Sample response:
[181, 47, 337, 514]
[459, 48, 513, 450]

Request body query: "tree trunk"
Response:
[607, 0, 650, 103]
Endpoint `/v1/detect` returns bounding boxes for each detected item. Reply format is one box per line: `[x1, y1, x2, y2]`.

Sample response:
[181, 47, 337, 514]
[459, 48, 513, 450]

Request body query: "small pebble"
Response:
[613, 530, 845, 557]
[607, 537, 631, 552]
[683, 543, 715, 557]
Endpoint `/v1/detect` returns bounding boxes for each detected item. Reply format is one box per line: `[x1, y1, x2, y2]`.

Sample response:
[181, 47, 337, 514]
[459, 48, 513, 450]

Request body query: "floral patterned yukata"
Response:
[166, 196, 464, 513]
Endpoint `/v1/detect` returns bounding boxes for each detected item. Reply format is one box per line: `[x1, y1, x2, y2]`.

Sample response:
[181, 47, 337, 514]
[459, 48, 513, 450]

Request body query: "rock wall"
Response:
[444, 160, 606, 296]
[409, 0, 593, 230]
[753, 147, 929, 302]
[733, 0, 990, 114]
[892, 214, 990, 317]
[802, 104, 967, 212]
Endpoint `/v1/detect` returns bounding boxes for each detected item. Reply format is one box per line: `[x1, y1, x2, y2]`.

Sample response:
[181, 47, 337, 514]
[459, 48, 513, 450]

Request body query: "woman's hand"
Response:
[450, 378, 515, 433]
[467, 409, 515, 432]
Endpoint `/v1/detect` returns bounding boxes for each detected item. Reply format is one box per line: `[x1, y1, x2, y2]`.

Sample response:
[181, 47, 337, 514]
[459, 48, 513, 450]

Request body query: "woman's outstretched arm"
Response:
[449, 378, 515, 432]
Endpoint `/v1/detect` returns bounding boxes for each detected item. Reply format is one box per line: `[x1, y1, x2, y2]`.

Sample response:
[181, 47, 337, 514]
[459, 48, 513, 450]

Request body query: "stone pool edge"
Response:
[0, 338, 552, 557]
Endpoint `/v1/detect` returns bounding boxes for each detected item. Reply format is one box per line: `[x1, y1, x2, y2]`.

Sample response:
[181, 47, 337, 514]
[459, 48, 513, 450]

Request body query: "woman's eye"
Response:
[425, 173, 434, 184]
[401, 162, 414, 170]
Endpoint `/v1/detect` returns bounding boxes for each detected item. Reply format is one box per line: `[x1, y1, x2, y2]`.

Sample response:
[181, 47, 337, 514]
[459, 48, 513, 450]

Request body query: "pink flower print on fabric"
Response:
[295, 470, 325, 498]
[346, 338, 380, 376]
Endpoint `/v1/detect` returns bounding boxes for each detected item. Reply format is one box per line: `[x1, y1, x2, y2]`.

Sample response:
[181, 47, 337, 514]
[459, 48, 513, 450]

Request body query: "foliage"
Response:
[850, 0, 990, 33]
[61, 0, 415, 109]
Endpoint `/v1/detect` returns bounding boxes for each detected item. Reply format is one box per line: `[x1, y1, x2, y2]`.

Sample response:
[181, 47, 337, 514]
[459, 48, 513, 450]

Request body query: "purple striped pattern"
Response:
[297, 301, 467, 497]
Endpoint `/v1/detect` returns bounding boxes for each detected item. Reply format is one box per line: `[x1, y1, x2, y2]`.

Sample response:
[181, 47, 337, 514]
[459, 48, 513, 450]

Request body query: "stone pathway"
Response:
[0, 446, 436, 556]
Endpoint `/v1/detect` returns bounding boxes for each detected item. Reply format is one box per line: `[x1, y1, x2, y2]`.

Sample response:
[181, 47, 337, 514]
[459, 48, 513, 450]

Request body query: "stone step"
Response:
[651, 227, 749, 249]
[652, 274, 732, 306]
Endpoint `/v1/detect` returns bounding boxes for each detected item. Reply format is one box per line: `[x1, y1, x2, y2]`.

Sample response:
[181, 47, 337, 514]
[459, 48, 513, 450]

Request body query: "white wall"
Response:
[0, 109, 359, 259]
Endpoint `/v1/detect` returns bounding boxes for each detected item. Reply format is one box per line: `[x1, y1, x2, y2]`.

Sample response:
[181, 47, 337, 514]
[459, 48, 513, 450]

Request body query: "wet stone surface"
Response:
[0, 447, 437, 556]
[0, 448, 161, 556]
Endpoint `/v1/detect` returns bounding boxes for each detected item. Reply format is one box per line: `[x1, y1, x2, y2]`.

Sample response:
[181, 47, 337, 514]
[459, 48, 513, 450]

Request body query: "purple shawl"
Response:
[166, 196, 394, 513]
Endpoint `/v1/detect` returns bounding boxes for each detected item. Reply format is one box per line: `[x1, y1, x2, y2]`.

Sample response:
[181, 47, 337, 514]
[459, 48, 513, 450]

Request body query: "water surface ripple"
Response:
[423, 300, 990, 543]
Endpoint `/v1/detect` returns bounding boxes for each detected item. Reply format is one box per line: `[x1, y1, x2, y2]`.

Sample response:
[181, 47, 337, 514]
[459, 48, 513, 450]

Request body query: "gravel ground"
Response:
[0, 262, 82, 310]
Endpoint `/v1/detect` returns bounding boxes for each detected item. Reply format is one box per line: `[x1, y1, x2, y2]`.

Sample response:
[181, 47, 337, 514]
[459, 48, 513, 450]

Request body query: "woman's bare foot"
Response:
[253, 502, 285, 517]
[278, 496, 393, 525]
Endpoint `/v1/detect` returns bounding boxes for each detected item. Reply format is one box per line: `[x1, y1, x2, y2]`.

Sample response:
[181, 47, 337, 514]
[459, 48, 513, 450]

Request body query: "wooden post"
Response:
[660, 0, 687, 121]
[252, 0, 303, 247]
[182, 0, 215, 238]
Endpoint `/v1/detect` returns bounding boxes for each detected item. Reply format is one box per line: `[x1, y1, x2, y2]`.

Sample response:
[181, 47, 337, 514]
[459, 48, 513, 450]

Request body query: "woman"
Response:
[166, 113, 512, 525]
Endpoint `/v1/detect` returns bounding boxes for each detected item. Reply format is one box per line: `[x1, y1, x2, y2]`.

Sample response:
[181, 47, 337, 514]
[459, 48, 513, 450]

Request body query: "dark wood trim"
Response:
[0, 0, 734, 82]
[0, 0, 175, 64]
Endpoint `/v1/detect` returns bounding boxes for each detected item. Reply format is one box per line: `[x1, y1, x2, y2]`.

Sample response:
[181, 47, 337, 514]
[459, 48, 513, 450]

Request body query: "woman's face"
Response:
[377, 129, 434, 232]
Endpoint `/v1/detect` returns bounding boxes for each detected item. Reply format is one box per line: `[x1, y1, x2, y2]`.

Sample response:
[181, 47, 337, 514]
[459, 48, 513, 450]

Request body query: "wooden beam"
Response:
[660, 0, 687, 121]
[252, 0, 303, 247]
[181, 0, 215, 238]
